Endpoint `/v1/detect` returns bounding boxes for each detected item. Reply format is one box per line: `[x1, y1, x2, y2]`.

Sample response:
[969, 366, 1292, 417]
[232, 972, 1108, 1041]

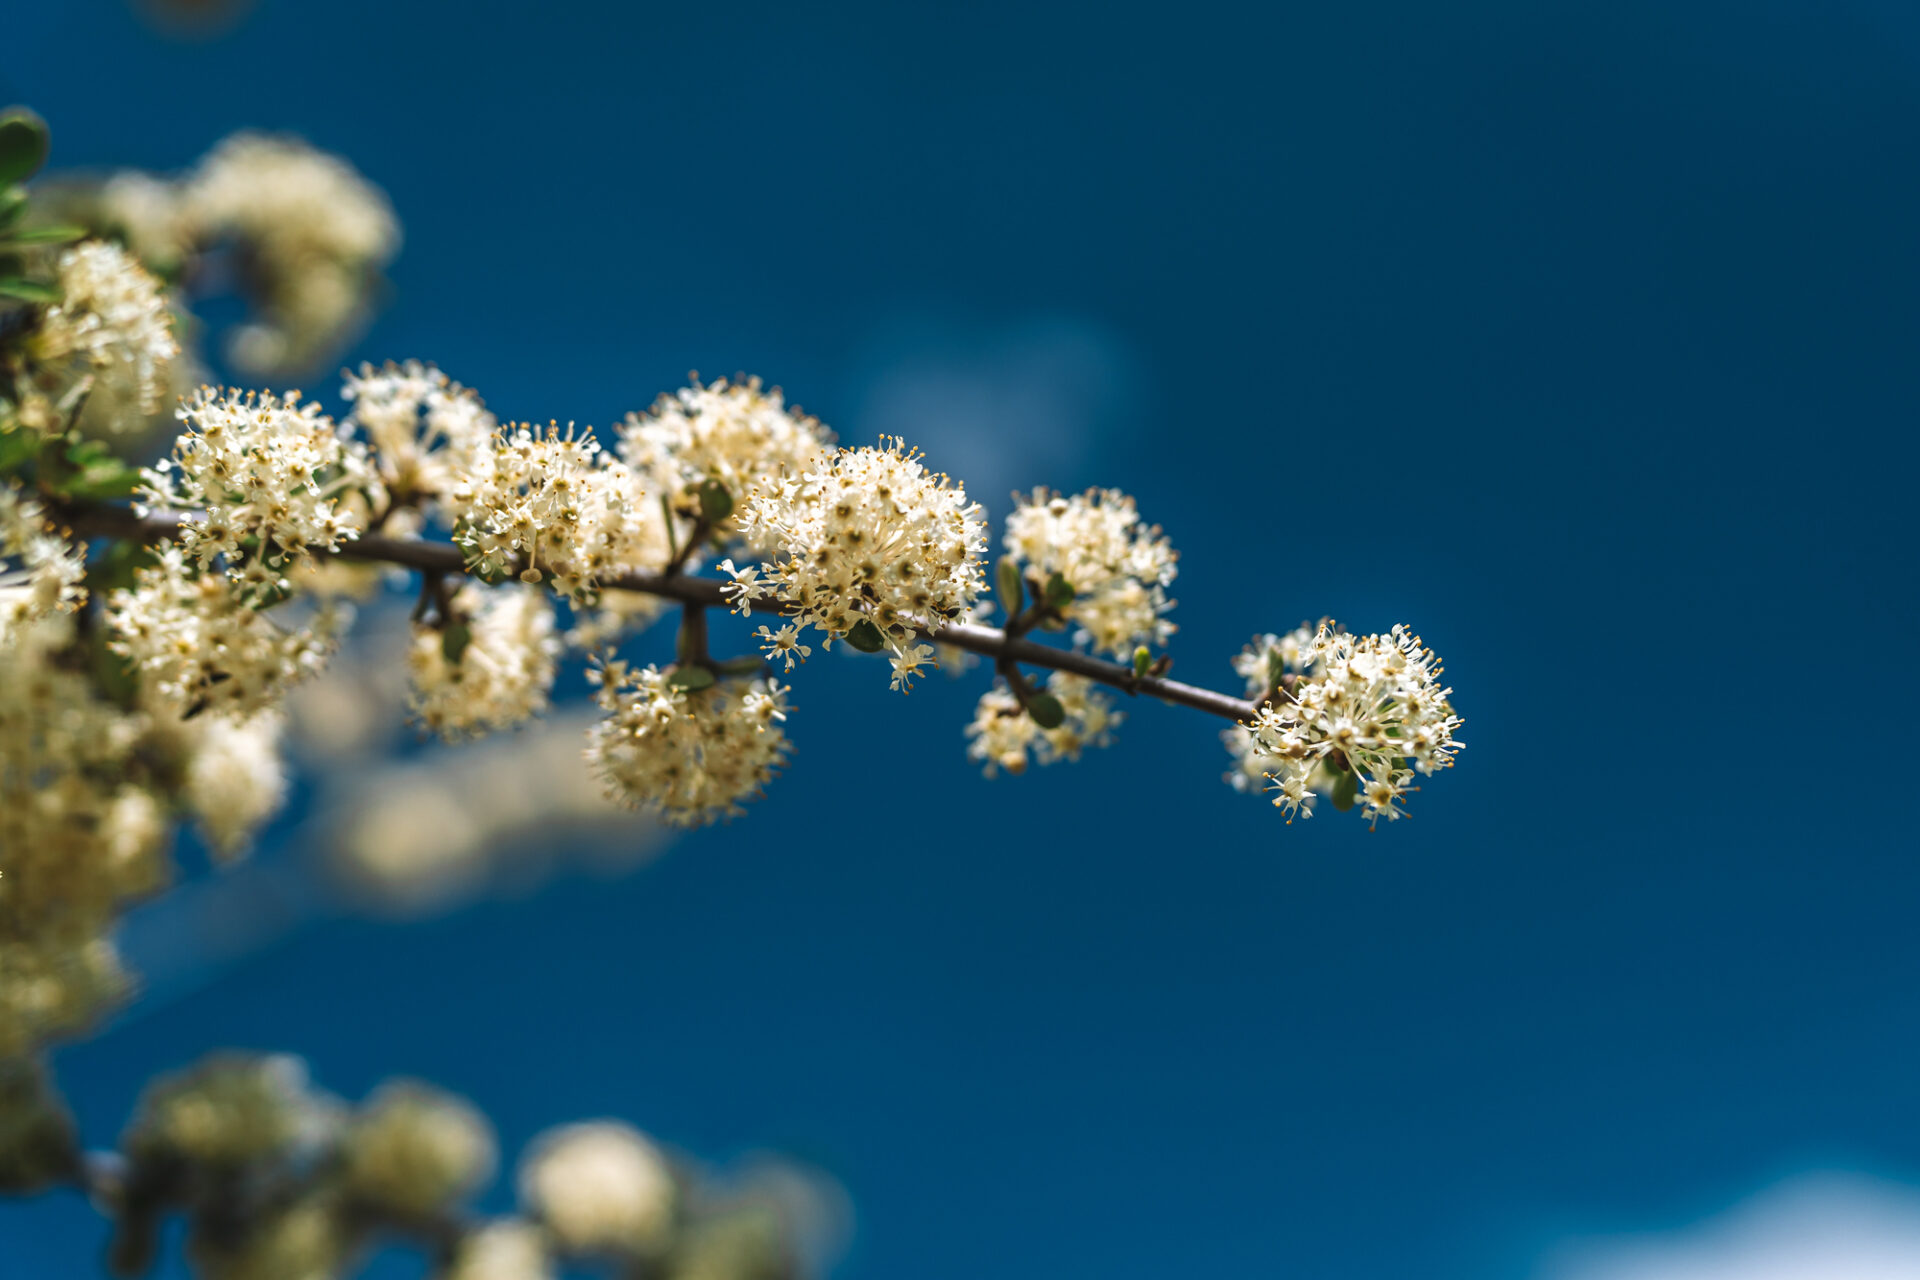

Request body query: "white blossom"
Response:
[141, 387, 366, 579]
[0, 483, 86, 636]
[1228, 622, 1463, 826]
[1003, 486, 1176, 656]
[739, 436, 986, 683]
[409, 584, 559, 740]
[181, 712, 289, 858]
[444, 1221, 555, 1280]
[341, 360, 497, 509]
[519, 1122, 677, 1257]
[965, 672, 1121, 776]
[585, 661, 791, 826]
[446, 422, 666, 605]
[27, 240, 178, 420]
[182, 132, 398, 376]
[108, 546, 342, 719]
[342, 1081, 497, 1218]
[617, 376, 833, 552]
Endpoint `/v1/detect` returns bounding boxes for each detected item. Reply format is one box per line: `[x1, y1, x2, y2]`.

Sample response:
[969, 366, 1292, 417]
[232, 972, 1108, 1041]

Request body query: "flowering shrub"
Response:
[0, 106, 1464, 1278]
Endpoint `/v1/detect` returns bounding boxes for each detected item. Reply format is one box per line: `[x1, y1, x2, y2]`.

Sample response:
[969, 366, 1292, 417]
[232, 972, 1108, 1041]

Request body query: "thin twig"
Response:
[56, 501, 1260, 723]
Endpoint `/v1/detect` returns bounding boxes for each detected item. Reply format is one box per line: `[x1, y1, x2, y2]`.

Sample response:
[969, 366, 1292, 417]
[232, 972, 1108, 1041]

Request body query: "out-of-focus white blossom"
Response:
[585, 662, 791, 826]
[519, 1122, 677, 1258]
[342, 1081, 496, 1218]
[0, 483, 86, 635]
[409, 584, 559, 740]
[443, 1220, 555, 1280]
[27, 240, 179, 421]
[182, 132, 398, 377]
[739, 437, 985, 684]
[141, 387, 365, 579]
[1003, 487, 1176, 656]
[187, 1195, 354, 1280]
[0, 613, 167, 1056]
[618, 376, 833, 552]
[181, 712, 288, 858]
[125, 1053, 340, 1171]
[1227, 623, 1463, 825]
[965, 672, 1121, 776]
[108, 547, 342, 719]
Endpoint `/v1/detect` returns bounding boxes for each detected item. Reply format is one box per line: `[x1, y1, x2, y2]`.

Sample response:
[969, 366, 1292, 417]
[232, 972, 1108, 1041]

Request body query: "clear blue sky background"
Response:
[6, 2, 1919, 1277]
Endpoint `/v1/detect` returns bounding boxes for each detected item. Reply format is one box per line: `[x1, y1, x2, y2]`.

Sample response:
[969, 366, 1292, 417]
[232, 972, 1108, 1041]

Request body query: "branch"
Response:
[56, 500, 1259, 723]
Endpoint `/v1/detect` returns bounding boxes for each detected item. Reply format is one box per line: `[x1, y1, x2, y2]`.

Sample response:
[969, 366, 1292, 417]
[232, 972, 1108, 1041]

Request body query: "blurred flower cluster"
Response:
[0, 1051, 843, 1280]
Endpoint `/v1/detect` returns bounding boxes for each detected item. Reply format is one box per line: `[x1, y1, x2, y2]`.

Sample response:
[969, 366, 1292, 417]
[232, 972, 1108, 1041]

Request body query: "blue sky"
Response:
[5, 2, 1920, 1276]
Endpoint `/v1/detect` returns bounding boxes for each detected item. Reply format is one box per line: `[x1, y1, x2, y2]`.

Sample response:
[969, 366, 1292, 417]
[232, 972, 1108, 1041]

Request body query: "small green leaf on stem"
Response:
[996, 557, 1024, 617]
[0, 277, 56, 303]
[1043, 572, 1075, 610]
[4, 225, 85, 246]
[1025, 691, 1067, 730]
[440, 622, 473, 666]
[843, 619, 887, 652]
[0, 109, 51, 187]
[1331, 770, 1358, 812]
[668, 665, 716, 691]
[696, 478, 734, 522]
[0, 187, 26, 228]
[1133, 646, 1152, 679]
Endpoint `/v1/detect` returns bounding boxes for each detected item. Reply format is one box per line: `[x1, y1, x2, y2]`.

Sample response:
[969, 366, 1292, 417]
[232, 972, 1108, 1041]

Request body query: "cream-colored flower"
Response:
[27, 240, 178, 420]
[519, 1122, 676, 1257]
[1003, 487, 1176, 657]
[585, 662, 791, 826]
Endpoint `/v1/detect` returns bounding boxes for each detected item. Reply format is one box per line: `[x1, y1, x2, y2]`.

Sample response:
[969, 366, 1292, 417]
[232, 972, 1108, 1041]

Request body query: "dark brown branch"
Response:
[56, 502, 1260, 723]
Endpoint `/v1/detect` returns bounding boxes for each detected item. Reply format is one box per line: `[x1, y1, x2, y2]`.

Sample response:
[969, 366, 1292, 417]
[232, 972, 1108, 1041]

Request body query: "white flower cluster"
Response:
[1003, 486, 1177, 656]
[619, 376, 834, 548]
[739, 437, 986, 687]
[965, 672, 1121, 776]
[0, 615, 159, 1057]
[108, 546, 342, 719]
[52, 1048, 818, 1280]
[519, 1122, 677, 1258]
[141, 387, 365, 579]
[25, 241, 179, 422]
[342, 1081, 498, 1218]
[341, 360, 496, 518]
[181, 132, 400, 376]
[1226, 623, 1463, 825]
[0, 485, 86, 636]
[447, 422, 665, 604]
[409, 584, 560, 740]
[585, 661, 791, 826]
[1, 522, 291, 1056]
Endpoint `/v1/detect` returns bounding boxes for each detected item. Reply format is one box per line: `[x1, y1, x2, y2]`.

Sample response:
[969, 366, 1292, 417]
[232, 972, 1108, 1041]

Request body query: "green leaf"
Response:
[58, 462, 141, 500]
[668, 665, 716, 691]
[714, 655, 766, 677]
[0, 109, 50, 188]
[1043, 571, 1075, 609]
[440, 622, 473, 666]
[843, 619, 887, 652]
[1025, 691, 1067, 730]
[696, 478, 734, 522]
[0, 187, 26, 228]
[1265, 647, 1287, 691]
[0, 277, 56, 303]
[0, 426, 39, 475]
[1331, 770, 1358, 813]
[81, 539, 157, 597]
[996, 557, 1023, 617]
[1133, 646, 1152, 679]
[4, 225, 86, 246]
